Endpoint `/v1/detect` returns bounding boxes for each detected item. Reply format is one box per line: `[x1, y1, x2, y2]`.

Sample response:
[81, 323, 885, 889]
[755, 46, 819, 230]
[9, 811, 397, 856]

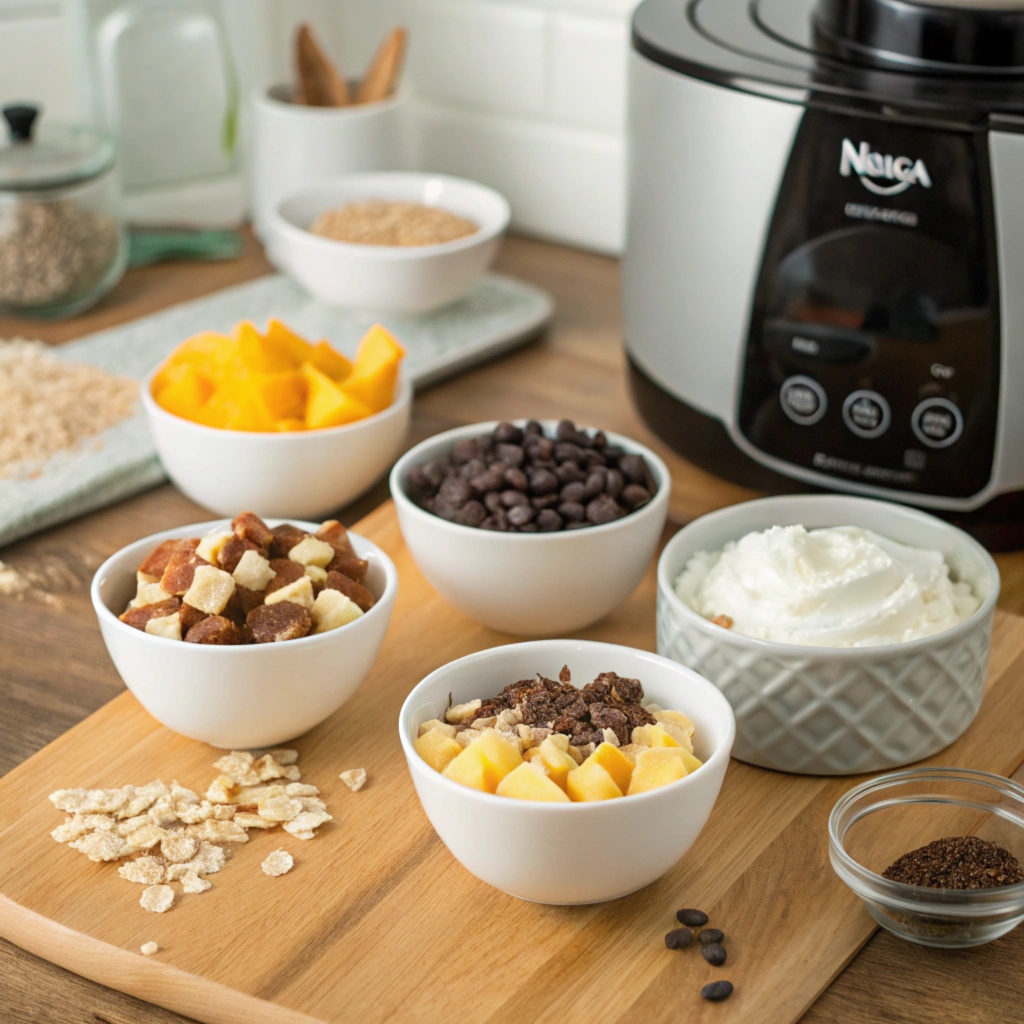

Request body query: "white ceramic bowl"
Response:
[657, 495, 1000, 776]
[142, 369, 411, 519]
[91, 519, 398, 748]
[390, 421, 671, 635]
[265, 172, 511, 313]
[399, 640, 735, 904]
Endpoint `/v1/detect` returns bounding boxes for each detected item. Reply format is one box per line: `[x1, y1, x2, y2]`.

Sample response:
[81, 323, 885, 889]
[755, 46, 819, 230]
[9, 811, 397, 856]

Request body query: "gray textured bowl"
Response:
[656, 496, 999, 775]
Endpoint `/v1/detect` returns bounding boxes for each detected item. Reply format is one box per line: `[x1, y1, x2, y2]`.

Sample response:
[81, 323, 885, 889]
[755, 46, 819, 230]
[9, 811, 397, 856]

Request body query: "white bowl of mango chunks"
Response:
[399, 639, 735, 904]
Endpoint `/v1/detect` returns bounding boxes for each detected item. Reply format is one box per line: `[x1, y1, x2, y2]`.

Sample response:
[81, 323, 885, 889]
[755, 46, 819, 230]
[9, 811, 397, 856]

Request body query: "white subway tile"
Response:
[413, 100, 624, 252]
[549, 13, 627, 131]
[0, 15, 77, 119]
[524, 0, 640, 19]
[402, 0, 547, 117]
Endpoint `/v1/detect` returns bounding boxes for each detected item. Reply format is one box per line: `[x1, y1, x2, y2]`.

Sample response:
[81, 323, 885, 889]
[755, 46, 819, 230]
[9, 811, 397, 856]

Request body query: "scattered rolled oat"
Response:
[47, 750, 330, 913]
[261, 849, 294, 877]
[140, 941, 159, 956]
[339, 768, 367, 792]
[140, 885, 175, 914]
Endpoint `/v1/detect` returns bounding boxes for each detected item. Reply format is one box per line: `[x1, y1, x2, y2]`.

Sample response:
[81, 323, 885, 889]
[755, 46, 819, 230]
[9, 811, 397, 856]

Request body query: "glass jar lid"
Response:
[0, 104, 115, 192]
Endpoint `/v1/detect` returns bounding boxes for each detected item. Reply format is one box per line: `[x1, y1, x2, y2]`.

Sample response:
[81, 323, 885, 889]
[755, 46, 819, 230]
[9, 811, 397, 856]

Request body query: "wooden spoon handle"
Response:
[356, 27, 407, 104]
[294, 23, 350, 107]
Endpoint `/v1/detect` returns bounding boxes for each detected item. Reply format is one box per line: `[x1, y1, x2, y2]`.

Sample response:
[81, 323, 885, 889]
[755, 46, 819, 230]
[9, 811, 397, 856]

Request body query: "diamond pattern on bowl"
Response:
[657, 597, 993, 775]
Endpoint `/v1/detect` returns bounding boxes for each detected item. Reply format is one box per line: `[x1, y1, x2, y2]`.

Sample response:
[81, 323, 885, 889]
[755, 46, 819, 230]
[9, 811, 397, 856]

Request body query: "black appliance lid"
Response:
[633, 0, 1024, 129]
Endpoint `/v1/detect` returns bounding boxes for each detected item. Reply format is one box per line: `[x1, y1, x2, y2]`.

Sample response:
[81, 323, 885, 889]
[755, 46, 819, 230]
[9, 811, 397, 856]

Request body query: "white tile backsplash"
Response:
[405, 0, 546, 117]
[415, 99, 625, 252]
[549, 12, 628, 132]
[0, 0, 636, 253]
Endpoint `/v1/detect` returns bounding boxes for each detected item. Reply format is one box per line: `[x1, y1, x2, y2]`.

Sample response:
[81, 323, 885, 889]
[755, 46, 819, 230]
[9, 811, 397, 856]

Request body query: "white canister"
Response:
[250, 84, 407, 241]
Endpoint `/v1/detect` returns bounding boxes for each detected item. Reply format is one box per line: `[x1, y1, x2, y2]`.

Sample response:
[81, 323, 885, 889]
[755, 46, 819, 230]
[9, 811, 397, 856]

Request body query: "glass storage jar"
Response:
[0, 103, 126, 318]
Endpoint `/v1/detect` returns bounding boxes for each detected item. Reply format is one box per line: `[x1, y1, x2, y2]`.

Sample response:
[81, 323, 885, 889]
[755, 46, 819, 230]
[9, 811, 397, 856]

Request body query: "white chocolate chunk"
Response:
[196, 530, 233, 565]
[304, 564, 327, 586]
[264, 575, 314, 610]
[131, 581, 173, 609]
[182, 564, 236, 615]
[141, 941, 159, 955]
[145, 613, 182, 641]
[310, 588, 363, 633]
[445, 700, 481, 724]
[232, 549, 276, 592]
[287, 536, 335, 569]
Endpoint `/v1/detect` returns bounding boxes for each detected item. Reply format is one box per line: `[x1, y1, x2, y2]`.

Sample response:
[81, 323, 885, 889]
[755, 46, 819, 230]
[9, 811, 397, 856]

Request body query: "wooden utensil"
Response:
[356, 27, 408, 104]
[294, 23, 349, 107]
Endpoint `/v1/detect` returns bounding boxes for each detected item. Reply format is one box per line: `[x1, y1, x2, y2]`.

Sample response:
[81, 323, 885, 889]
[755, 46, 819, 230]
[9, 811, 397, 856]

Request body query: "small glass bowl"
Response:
[829, 767, 1024, 948]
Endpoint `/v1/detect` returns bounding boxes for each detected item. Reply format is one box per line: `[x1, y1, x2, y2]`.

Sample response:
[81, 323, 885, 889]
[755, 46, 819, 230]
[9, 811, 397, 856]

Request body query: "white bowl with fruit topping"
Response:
[399, 640, 735, 904]
[92, 517, 397, 749]
[657, 495, 1000, 775]
[142, 369, 411, 519]
[390, 421, 671, 635]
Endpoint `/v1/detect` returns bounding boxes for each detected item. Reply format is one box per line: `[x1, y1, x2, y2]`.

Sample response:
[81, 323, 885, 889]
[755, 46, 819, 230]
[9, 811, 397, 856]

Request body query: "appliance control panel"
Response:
[738, 108, 1000, 500]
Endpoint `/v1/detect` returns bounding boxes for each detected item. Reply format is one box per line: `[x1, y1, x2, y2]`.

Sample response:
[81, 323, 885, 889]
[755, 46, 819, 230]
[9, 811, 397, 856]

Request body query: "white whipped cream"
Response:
[675, 525, 979, 648]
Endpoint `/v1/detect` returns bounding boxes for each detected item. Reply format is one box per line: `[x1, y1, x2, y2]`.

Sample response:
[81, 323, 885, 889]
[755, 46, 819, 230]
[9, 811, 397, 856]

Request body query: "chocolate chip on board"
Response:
[676, 909, 709, 928]
[702, 942, 727, 966]
[406, 420, 656, 533]
[665, 927, 693, 950]
[699, 928, 725, 945]
[701, 981, 734, 1002]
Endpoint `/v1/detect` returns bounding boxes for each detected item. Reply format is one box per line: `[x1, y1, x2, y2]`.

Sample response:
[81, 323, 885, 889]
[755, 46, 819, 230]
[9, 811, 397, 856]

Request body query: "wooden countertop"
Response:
[1, 232, 1022, 1024]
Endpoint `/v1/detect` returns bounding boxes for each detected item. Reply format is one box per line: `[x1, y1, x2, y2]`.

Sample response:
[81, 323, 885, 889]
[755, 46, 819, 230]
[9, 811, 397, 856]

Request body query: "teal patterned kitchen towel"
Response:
[0, 273, 552, 549]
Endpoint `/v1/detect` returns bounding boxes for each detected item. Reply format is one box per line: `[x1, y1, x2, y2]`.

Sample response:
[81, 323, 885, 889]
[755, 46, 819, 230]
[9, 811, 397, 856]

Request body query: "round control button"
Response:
[912, 397, 964, 448]
[842, 389, 891, 439]
[780, 375, 827, 425]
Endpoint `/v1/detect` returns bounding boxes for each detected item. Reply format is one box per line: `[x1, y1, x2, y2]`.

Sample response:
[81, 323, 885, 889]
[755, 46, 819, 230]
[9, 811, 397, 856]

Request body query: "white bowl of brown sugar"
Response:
[266, 172, 511, 313]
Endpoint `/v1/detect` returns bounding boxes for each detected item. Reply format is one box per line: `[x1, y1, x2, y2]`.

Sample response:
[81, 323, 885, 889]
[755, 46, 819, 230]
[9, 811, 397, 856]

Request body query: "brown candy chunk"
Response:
[326, 549, 368, 584]
[184, 615, 244, 645]
[217, 535, 259, 574]
[159, 540, 210, 597]
[323, 570, 375, 612]
[119, 598, 181, 631]
[315, 519, 353, 552]
[247, 602, 312, 644]
[137, 539, 180, 579]
[232, 584, 266, 617]
[231, 512, 274, 551]
[270, 523, 308, 558]
[179, 603, 208, 633]
[264, 559, 305, 597]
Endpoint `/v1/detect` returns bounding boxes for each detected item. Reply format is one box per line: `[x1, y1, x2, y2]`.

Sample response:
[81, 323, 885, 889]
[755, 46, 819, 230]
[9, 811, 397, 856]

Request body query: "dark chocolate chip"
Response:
[676, 909, 709, 927]
[507, 504, 536, 528]
[496, 443, 525, 466]
[698, 928, 724, 945]
[701, 981, 733, 1002]
[536, 509, 563, 532]
[621, 484, 651, 509]
[528, 468, 559, 495]
[664, 928, 692, 950]
[493, 421, 524, 444]
[556, 462, 587, 484]
[501, 489, 530, 508]
[702, 943, 727, 966]
[453, 500, 487, 527]
[558, 501, 585, 523]
[560, 481, 587, 504]
[585, 494, 623, 525]
[504, 466, 528, 491]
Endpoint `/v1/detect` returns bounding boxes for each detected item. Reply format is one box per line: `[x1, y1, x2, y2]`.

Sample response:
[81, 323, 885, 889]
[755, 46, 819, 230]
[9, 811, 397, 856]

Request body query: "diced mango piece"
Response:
[153, 365, 214, 420]
[341, 325, 405, 413]
[626, 748, 687, 795]
[496, 763, 571, 803]
[537, 736, 579, 791]
[631, 724, 680, 748]
[213, 380, 276, 432]
[250, 370, 307, 421]
[308, 340, 354, 382]
[582, 743, 634, 795]
[442, 729, 522, 793]
[265, 317, 315, 366]
[661, 746, 703, 775]
[275, 418, 306, 432]
[415, 729, 463, 774]
[168, 331, 239, 373]
[566, 760, 623, 802]
[237, 321, 294, 374]
[302, 363, 373, 430]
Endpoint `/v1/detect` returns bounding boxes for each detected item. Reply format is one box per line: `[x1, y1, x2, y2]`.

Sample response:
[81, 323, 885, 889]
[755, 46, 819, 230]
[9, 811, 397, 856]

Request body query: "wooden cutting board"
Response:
[2, 501, 1024, 1024]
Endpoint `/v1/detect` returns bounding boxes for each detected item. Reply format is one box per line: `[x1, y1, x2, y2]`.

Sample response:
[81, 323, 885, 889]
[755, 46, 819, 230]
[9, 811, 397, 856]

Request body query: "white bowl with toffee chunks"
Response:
[91, 512, 397, 748]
